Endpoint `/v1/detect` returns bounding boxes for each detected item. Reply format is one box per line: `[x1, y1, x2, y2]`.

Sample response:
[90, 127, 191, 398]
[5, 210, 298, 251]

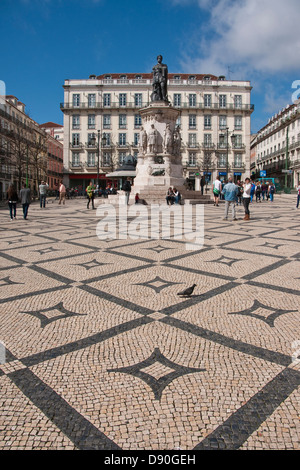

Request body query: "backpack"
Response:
[270, 185, 275, 193]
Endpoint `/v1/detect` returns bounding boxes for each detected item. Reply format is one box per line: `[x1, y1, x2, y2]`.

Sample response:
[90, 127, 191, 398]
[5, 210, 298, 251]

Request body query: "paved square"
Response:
[0, 195, 299, 450]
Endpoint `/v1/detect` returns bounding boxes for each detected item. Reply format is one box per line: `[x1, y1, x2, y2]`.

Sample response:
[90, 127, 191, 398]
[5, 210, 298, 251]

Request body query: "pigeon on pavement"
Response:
[177, 284, 196, 297]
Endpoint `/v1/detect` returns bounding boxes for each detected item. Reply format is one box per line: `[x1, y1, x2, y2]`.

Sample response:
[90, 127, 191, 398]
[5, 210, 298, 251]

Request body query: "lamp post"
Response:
[219, 128, 236, 182]
[89, 131, 107, 190]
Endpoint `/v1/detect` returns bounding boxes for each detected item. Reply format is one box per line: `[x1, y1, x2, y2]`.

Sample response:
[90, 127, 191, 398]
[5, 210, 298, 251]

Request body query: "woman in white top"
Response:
[243, 177, 252, 220]
[212, 177, 222, 206]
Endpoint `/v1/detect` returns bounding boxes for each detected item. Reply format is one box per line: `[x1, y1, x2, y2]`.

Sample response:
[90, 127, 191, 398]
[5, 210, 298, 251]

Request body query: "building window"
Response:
[234, 134, 243, 148]
[88, 94, 96, 107]
[87, 133, 95, 146]
[204, 94, 211, 107]
[204, 115, 211, 129]
[189, 115, 196, 129]
[103, 94, 111, 107]
[72, 152, 80, 166]
[204, 134, 212, 147]
[103, 133, 111, 146]
[72, 133, 80, 146]
[219, 115, 227, 130]
[188, 133, 197, 147]
[119, 114, 127, 129]
[134, 114, 142, 128]
[103, 152, 111, 166]
[174, 94, 181, 107]
[135, 93, 143, 107]
[72, 115, 80, 129]
[119, 133, 126, 146]
[119, 152, 127, 164]
[72, 94, 80, 107]
[88, 114, 95, 129]
[188, 152, 197, 166]
[234, 116, 242, 130]
[234, 95, 242, 108]
[189, 94, 196, 107]
[218, 153, 227, 167]
[134, 133, 140, 146]
[234, 154, 243, 167]
[103, 114, 111, 129]
[87, 153, 96, 167]
[219, 95, 227, 108]
[119, 93, 127, 107]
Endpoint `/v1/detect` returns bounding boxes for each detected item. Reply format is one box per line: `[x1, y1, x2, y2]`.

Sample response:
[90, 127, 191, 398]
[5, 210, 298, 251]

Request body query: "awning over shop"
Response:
[105, 171, 136, 177]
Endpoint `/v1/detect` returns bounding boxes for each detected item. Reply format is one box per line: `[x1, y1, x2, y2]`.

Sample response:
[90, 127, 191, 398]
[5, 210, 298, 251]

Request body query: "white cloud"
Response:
[178, 0, 300, 78]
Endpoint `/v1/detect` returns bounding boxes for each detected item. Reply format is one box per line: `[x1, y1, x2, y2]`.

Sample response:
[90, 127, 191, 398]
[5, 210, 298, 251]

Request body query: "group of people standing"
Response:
[212, 177, 277, 221]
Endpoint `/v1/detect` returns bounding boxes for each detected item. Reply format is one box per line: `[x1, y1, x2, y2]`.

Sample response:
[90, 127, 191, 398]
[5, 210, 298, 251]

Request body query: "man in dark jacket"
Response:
[20, 183, 31, 220]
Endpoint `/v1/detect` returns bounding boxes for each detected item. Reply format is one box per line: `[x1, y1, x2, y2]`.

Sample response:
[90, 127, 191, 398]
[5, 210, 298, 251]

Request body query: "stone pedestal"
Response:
[133, 102, 185, 197]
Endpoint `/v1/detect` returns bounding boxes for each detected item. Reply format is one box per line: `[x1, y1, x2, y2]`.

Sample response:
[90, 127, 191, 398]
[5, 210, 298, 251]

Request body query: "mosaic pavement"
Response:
[0, 194, 299, 451]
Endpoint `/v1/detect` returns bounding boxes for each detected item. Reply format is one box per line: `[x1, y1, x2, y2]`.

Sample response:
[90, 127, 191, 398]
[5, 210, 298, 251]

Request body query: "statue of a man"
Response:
[151, 55, 168, 102]
[163, 123, 173, 154]
[139, 126, 147, 155]
[173, 126, 182, 156]
[148, 124, 158, 154]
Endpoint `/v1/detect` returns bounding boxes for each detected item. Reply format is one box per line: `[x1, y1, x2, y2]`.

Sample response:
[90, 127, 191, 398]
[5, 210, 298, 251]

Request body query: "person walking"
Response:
[255, 182, 262, 202]
[19, 183, 31, 220]
[86, 182, 95, 209]
[39, 181, 49, 208]
[200, 176, 205, 195]
[221, 177, 239, 221]
[7, 184, 18, 221]
[123, 177, 132, 205]
[212, 176, 222, 206]
[261, 181, 267, 201]
[58, 181, 66, 205]
[250, 179, 256, 202]
[296, 182, 300, 208]
[268, 182, 275, 202]
[243, 177, 252, 220]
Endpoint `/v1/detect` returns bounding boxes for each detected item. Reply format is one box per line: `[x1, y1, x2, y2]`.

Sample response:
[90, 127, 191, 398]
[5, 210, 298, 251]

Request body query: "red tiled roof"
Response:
[40, 122, 63, 128]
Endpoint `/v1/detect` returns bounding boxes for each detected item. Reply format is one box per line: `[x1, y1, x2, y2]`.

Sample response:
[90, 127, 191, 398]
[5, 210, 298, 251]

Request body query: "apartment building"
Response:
[251, 100, 300, 188]
[0, 95, 47, 198]
[61, 73, 254, 189]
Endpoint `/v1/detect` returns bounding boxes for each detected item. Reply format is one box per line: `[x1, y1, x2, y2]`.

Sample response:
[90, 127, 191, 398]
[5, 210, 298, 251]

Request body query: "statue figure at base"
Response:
[148, 124, 158, 154]
[163, 123, 173, 154]
[151, 55, 168, 102]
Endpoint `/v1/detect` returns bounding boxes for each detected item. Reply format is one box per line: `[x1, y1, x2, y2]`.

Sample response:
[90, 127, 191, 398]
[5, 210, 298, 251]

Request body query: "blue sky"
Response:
[1, 0, 300, 133]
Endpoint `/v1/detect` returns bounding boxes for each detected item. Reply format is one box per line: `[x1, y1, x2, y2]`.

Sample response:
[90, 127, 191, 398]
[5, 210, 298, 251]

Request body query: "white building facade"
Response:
[251, 100, 300, 188]
[61, 73, 254, 189]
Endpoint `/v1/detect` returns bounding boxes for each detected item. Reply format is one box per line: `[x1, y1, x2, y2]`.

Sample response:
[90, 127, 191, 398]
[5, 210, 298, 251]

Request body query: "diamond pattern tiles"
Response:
[0, 195, 299, 450]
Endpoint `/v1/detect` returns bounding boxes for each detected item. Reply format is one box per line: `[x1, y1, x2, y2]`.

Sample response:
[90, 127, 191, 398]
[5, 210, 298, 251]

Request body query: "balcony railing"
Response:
[186, 142, 200, 149]
[61, 102, 149, 110]
[69, 161, 83, 169]
[70, 142, 84, 149]
[202, 142, 215, 150]
[61, 101, 254, 112]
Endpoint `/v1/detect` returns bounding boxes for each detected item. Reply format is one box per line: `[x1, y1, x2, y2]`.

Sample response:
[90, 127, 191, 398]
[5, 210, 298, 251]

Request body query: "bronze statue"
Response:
[151, 55, 168, 102]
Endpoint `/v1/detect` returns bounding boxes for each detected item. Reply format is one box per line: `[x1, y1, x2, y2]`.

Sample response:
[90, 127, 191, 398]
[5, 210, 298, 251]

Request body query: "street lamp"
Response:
[89, 131, 107, 189]
[219, 128, 236, 181]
